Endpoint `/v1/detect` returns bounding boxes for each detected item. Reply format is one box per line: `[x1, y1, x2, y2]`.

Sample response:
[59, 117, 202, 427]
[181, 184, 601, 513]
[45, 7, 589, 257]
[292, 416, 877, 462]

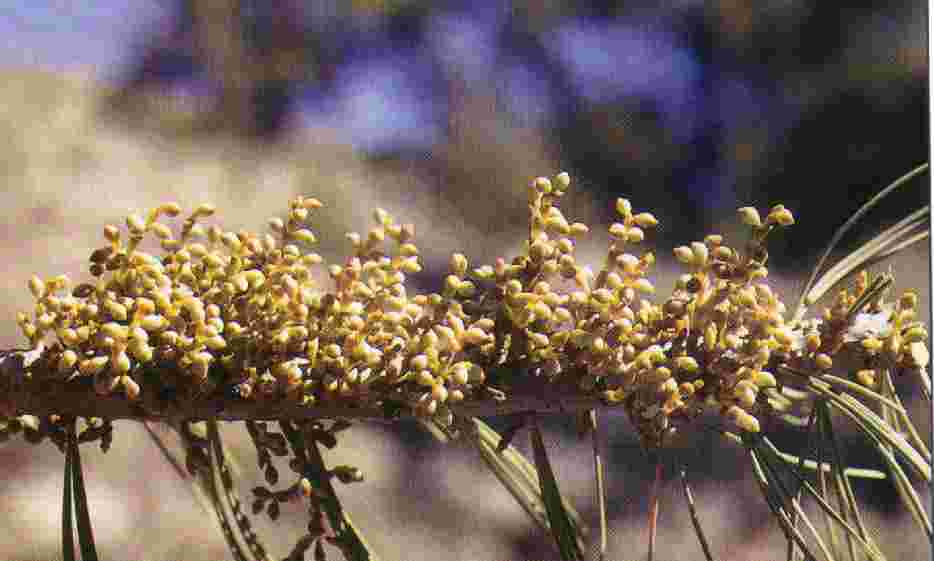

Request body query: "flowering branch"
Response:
[0, 168, 928, 561]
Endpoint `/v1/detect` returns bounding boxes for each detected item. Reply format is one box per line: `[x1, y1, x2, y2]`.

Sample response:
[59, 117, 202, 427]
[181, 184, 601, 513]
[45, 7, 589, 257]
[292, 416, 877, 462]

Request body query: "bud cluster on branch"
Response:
[0, 173, 928, 452]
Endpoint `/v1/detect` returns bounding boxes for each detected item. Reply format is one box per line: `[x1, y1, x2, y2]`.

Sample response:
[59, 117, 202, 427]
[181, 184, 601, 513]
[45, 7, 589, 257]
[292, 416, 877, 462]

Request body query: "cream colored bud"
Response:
[159, 202, 182, 217]
[58, 350, 78, 372]
[815, 353, 833, 370]
[101, 322, 128, 341]
[449, 363, 469, 386]
[411, 354, 430, 371]
[753, 370, 776, 388]
[120, 375, 139, 399]
[105, 300, 128, 321]
[28, 276, 46, 299]
[431, 383, 448, 403]
[690, 242, 709, 266]
[737, 207, 762, 228]
[673, 246, 694, 265]
[126, 214, 146, 233]
[626, 226, 645, 243]
[463, 327, 490, 345]
[675, 356, 699, 373]
[150, 223, 173, 240]
[904, 326, 928, 343]
[616, 198, 632, 217]
[442, 253, 466, 278]
[772, 327, 793, 347]
[80, 356, 109, 376]
[193, 203, 216, 218]
[505, 279, 523, 295]
[569, 222, 589, 237]
[861, 337, 883, 353]
[633, 278, 654, 294]
[737, 412, 760, 433]
[554, 172, 571, 190]
[103, 224, 120, 243]
[856, 369, 876, 387]
[908, 342, 929, 368]
[704, 323, 718, 352]
[128, 340, 154, 362]
[769, 207, 795, 226]
[633, 212, 658, 228]
[416, 370, 435, 387]
[533, 176, 553, 194]
[114, 351, 131, 374]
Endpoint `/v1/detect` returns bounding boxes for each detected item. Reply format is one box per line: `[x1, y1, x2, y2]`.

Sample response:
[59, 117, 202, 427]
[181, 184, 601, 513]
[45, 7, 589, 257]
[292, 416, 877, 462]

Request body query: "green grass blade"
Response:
[754, 440, 838, 561]
[861, 230, 929, 267]
[816, 403, 879, 560]
[815, 375, 906, 415]
[875, 437, 932, 538]
[62, 425, 75, 561]
[529, 417, 585, 561]
[822, 399, 932, 537]
[759, 440, 838, 561]
[880, 370, 930, 460]
[760, 438, 886, 480]
[588, 410, 608, 561]
[804, 381, 931, 481]
[472, 420, 550, 528]
[787, 409, 818, 561]
[834, 393, 930, 481]
[748, 446, 819, 561]
[69, 428, 99, 561]
[793, 163, 928, 322]
[471, 418, 587, 534]
[796, 206, 928, 321]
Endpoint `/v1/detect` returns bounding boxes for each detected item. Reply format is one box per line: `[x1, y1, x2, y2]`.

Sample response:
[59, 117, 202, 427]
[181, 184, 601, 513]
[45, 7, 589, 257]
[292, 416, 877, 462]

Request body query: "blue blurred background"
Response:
[2, 0, 926, 263]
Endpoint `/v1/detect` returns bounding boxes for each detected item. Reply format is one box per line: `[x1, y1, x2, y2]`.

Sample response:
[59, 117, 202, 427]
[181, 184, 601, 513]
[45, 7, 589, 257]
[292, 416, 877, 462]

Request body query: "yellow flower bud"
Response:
[616, 198, 632, 217]
[633, 213, 658, 228]
[675, 356, 699, 373]
[737, 207, 762, 228]
[554, 172, 571, 190]
[815, 353, 833, 370]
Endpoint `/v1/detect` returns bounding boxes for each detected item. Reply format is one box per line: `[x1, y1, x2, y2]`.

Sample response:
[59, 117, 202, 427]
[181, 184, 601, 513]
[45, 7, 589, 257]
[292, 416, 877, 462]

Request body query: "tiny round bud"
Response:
[737, 207, 762, 228]
[673, 246, 694, 265]
[616, 198, 632, 217]
[554, 172, 571, 190]
[815, 353, 833, 370]
[633, 213, 658, 228]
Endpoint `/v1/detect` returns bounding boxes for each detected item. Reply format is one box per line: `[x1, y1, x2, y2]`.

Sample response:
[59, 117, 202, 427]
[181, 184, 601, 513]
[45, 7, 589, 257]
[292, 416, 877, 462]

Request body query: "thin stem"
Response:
[679, 467, 715, 561]
[647, 458, 662, 561]
[589, 410, 607, 561]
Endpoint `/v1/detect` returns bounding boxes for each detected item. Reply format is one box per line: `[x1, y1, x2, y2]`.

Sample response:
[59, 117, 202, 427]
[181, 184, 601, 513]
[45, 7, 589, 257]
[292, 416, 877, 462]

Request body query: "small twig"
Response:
[647, 457, 662, 561]
[589, 410, 607, 561]
[679, 466, 715, 561]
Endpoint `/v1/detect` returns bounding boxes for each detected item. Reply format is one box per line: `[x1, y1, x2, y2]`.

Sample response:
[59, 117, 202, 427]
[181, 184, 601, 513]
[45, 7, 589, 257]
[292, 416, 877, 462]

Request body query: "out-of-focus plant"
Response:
[0, 164, 928, 561]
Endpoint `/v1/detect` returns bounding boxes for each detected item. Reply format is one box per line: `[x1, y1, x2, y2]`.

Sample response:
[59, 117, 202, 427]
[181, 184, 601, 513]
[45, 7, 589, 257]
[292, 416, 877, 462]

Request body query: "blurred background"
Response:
[0, 1, 928, 560]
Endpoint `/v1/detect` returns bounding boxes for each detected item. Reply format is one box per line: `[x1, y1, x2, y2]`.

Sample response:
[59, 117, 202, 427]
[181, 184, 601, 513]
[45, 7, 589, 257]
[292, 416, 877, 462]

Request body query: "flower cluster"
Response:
[6, 172, 929, 448]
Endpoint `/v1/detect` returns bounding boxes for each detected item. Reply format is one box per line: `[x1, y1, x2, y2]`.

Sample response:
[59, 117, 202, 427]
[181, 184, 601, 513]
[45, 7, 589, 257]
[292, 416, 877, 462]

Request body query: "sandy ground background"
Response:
[0, 69, 929, 561]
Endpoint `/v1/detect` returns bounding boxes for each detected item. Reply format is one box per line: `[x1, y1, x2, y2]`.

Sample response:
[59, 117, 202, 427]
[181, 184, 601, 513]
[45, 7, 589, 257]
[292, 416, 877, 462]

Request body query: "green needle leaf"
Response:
[529, 416, 585, 561]
[469, 418, 586, 536]
[62, 424, 75, 561]
[794, 163, 928, 321]
[69, 426, 99, 561]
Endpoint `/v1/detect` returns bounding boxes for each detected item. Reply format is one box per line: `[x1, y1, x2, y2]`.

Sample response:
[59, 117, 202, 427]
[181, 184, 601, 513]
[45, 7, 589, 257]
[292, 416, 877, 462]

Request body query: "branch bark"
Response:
[0, 349, 610, 424]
